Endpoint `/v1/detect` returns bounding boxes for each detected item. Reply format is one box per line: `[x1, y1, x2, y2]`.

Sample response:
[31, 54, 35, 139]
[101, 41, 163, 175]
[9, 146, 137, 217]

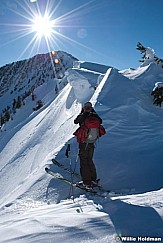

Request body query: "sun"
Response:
[32, 14, 54, 38]
[1, 0, 98, 62]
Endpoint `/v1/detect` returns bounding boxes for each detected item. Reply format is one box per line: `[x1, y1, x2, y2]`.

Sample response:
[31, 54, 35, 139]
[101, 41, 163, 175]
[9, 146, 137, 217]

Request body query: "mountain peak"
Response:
[0, 51, 78, 116]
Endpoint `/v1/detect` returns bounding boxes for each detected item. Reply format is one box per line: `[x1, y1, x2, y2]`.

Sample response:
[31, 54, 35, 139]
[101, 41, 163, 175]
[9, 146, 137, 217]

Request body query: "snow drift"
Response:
[0, 53, 163, 242]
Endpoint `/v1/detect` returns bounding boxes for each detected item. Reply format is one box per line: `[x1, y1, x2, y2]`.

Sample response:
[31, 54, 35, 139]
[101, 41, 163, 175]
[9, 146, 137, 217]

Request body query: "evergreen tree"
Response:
[55, 84, 59, 94]
[154, 56, 163, 67]
[137, 42, 163, 67]
[3, 109, 10, 122]
[0, 114, 5, 126]
[12, 99, 17, 113]
[16, 96, 22, 109]
[136, 42, 147, 63]
[136, 42, 146, 53]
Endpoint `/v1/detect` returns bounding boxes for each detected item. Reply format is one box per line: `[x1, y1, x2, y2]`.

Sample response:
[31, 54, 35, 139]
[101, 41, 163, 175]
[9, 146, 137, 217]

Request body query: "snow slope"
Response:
[0, 58, 163, 242]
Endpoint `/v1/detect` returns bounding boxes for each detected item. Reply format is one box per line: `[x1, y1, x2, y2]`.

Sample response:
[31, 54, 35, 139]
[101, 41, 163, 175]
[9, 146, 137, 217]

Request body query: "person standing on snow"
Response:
[73, 102, 104, 189]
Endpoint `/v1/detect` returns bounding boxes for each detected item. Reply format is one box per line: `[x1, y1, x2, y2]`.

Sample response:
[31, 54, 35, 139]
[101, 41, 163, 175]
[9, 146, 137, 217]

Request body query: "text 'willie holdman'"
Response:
[115, 236, 162, 242]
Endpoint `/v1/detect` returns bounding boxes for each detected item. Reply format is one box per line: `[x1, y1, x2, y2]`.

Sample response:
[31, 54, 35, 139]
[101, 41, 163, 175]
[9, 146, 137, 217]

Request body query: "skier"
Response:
[73, 102, 105, 189]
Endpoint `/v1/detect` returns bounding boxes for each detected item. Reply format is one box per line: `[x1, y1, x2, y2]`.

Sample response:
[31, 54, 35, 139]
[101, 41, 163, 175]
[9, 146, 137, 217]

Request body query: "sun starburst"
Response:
[31, 14, 54, 38]
[0, 0, 101, 63]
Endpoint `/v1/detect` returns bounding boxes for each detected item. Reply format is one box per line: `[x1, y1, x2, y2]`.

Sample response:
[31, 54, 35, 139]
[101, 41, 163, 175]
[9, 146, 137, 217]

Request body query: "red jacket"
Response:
[73, 110, 105, 143]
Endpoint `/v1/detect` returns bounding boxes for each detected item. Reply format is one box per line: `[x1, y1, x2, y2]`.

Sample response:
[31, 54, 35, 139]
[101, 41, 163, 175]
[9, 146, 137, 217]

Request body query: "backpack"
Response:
[73, 116, 106, 143]
[87, 128, 99, 141]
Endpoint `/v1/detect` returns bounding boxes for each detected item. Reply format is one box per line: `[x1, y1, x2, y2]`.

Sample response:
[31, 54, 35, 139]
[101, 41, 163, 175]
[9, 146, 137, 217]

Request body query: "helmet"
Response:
[84, 102, 92, 108]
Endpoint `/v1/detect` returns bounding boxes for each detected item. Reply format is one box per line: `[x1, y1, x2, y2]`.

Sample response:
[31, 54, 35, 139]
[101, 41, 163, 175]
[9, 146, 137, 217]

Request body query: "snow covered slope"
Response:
[0, 56, 163, 242]
[92, 64, 163, 193]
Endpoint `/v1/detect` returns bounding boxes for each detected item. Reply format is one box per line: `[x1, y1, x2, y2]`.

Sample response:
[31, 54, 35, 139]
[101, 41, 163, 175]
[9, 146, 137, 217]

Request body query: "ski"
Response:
[45, 167, 109, 198]
[45, 167, 73, 185]
[52, 159, 81, 179]
[51, 158, 110, 193]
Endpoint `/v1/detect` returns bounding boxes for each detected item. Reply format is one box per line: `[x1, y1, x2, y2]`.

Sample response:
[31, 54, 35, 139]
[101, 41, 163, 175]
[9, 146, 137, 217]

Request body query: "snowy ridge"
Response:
[0, 58, 163, 242]
[90, 68, 112, 106]
[0, 83, 81, 207]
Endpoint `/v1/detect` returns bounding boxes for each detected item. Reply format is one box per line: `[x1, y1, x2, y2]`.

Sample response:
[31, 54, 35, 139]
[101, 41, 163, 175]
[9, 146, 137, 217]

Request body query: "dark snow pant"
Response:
[79, 143, 97, 185]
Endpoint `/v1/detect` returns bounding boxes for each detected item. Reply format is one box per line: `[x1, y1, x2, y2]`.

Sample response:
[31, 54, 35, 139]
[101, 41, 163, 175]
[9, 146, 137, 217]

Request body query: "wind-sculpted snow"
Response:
[74, 61, 111, 73]
[89, 66, 163, 193]
[66, 69, 94, 102]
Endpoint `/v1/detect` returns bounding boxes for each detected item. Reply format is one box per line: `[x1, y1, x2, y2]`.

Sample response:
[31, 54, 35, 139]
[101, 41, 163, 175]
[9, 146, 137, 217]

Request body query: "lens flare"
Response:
[54, 59, 59, 64]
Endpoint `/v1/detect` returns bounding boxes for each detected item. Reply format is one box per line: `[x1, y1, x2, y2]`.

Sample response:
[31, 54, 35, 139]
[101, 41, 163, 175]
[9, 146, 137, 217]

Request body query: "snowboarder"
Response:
[73, 102, 105, 189]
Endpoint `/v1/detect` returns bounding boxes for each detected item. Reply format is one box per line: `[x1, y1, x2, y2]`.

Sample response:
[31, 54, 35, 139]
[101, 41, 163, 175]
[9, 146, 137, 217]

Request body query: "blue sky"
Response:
[0, 0, 163, 70]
